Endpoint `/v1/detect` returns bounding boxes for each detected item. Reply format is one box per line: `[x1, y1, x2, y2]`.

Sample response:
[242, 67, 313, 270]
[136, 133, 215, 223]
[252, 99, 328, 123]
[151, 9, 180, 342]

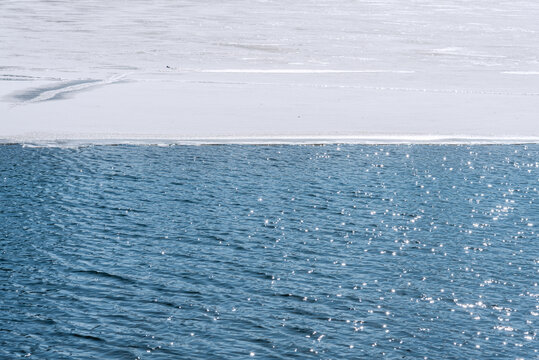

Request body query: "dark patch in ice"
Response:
[218, 42, 284, 53]
[0, 66, 24, 71]
[9, 79, 100, 103]
[0, 74, 62, 81]
[92, 65, 139, 70]
[6, 76, 129, 104]
[0, 74, 39, 81]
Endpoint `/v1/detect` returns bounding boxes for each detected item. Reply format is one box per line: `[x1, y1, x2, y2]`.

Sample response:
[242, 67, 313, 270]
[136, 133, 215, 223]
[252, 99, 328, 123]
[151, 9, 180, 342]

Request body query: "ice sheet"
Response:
[1, 0, 538, 143]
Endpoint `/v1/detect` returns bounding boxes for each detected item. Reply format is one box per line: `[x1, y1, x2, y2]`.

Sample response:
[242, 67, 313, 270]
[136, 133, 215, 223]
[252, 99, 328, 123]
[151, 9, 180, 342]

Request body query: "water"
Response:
[0, 144, 537, 359]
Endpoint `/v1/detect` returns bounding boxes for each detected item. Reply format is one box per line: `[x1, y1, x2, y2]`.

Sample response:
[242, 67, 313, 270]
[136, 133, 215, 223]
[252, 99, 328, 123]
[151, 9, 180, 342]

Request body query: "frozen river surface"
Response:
[1, 0, 538, 142]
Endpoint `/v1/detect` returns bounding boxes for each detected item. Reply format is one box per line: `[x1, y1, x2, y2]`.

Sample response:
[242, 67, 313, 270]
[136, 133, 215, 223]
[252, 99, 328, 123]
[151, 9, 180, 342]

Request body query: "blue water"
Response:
[1, 144, 537, 359]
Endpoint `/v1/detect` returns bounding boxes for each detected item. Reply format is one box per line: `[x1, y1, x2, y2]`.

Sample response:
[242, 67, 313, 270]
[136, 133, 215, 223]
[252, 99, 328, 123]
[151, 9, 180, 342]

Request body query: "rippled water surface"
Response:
[1, 144, 537, 359]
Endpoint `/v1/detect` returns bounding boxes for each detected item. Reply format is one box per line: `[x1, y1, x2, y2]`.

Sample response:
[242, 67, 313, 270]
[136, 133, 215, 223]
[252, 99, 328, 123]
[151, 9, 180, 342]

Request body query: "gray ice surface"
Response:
[1, 0, 538, 143]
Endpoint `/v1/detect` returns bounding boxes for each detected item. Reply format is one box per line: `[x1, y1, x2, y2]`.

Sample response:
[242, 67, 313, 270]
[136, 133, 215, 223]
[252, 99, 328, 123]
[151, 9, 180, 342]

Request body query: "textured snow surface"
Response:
[1, 0, 538, 143]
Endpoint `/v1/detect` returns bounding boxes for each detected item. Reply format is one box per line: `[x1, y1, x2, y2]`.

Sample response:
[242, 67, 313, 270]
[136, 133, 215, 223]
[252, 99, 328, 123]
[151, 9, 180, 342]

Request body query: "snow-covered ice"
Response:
[1, 0, 538, 143]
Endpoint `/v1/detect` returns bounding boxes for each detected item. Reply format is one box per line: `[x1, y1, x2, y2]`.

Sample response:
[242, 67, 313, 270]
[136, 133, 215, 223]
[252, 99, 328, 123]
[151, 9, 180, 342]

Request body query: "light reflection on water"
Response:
[0, 144, 537, 359]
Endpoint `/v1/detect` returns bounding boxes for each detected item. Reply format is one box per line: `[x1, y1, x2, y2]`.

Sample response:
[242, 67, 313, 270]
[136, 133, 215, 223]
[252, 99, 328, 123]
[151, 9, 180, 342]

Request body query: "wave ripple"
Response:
[0, 145, 537, 359]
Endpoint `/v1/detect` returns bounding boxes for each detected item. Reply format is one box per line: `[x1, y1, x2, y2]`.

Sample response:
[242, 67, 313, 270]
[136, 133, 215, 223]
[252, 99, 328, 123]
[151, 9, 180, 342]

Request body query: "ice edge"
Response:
[2, 135, 539, 147]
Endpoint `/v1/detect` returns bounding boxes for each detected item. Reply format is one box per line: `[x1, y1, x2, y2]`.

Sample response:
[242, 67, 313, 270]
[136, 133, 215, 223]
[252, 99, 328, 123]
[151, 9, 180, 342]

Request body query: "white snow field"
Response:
[1, 0, 538, 144]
